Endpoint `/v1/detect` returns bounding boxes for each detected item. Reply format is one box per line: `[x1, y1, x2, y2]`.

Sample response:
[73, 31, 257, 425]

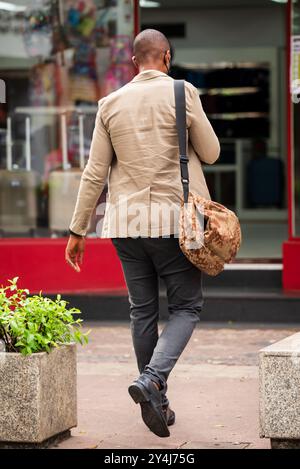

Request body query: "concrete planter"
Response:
[259, 333, 300, 449]
[0, 343, 77, 445]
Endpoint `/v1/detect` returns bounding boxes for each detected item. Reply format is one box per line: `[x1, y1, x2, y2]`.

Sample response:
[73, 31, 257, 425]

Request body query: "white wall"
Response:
[141, 5, 286, 49]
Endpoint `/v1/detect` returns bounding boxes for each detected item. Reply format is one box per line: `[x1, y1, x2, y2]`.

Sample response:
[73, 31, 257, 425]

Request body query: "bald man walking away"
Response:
[66, 29, 220, 438]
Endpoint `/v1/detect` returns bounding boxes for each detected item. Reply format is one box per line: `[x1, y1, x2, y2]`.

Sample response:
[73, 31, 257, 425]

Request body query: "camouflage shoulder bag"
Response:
[174, 79, 242, 276]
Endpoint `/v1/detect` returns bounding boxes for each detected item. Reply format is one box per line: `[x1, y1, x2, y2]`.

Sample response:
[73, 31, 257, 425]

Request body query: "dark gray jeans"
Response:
[111, 237, 203, 397]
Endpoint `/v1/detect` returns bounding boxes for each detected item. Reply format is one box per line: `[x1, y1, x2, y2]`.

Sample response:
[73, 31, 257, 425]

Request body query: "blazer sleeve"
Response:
[187, 86, 220, 165]
[69, 99, 114, 236]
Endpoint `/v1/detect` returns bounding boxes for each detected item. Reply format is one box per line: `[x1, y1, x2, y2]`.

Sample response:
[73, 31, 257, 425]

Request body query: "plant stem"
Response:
[0, 325, 10, 351]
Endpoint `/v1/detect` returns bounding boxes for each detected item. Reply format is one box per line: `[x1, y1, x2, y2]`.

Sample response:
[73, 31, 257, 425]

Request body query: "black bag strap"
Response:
[174, 79, 189, 204]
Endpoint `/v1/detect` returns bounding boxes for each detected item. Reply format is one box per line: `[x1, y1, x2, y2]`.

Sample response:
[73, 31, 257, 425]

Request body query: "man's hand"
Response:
[65, 235, 85, 273]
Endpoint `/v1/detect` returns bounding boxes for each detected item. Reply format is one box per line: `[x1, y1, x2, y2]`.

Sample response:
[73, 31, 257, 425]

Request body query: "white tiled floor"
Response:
[237, 222, 288, 259]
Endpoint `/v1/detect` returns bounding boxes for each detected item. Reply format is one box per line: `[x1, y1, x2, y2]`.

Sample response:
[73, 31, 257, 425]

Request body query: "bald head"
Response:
[133, 29, 170, 66]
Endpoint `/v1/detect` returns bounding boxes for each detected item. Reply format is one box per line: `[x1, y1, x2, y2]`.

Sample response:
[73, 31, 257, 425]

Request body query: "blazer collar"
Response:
[131, 69, 169, 83]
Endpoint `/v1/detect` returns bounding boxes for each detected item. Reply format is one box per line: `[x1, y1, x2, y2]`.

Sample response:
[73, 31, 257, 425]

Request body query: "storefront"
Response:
[283, 0, 300, 290]
[0, 0, 299, 293]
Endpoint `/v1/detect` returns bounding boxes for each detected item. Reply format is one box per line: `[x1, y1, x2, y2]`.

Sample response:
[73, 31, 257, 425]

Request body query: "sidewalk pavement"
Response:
[55, 322, 298, 450]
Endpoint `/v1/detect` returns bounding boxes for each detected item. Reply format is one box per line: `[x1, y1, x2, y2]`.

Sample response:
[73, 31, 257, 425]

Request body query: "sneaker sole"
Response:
[128, 384, 170, 438]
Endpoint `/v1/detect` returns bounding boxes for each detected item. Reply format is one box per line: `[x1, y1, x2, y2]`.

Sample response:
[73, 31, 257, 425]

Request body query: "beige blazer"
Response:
[70, 69, 220, 238]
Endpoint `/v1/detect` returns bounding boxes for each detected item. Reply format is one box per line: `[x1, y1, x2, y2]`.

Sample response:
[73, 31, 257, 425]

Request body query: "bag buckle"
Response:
[180, 155, 189, 163]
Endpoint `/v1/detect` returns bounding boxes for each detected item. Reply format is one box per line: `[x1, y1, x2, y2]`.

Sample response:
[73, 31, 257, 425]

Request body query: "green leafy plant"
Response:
[0, 277, 89, 356]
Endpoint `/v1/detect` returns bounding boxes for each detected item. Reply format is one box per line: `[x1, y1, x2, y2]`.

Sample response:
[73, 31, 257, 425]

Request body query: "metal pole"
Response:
[78, 113, 85, 170]
[6, 116, 12, 171]
[58, 0, 65, 66]
[25, 117, 31, 171]
[61, 113, 68, 171]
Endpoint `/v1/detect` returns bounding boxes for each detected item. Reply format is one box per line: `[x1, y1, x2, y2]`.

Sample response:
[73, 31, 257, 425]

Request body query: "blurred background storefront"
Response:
[0, 0, 299, 309]
[0, 0, 137, 238]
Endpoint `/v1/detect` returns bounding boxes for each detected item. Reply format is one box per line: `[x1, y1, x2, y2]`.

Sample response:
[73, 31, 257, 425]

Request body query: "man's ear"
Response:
[132, 56, 138, 69]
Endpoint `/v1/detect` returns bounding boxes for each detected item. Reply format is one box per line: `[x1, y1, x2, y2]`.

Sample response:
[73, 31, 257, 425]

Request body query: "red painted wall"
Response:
[283, 239, 300, 291]
[0, 238, 126, 294]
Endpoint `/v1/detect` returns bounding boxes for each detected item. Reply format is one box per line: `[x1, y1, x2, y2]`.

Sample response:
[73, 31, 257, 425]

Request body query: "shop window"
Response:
[170, 62, 286, 218]
[0, 0, 136, 238]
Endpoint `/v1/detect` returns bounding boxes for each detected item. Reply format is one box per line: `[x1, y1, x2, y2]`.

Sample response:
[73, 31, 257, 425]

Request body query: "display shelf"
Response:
[203, 164, 237, 172]
[207, 112, 269, 119]
[176, 61, 270, 70]
[198, 87, 260, 96]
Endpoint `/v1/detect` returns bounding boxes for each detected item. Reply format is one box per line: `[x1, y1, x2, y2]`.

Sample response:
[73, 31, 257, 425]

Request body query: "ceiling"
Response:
[1, 0, 286, 10]
[142, 0, 286, 9]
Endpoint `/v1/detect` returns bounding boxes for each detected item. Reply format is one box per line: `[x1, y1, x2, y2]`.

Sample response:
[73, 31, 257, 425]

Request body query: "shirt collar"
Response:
[131, 69, 169, 83]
